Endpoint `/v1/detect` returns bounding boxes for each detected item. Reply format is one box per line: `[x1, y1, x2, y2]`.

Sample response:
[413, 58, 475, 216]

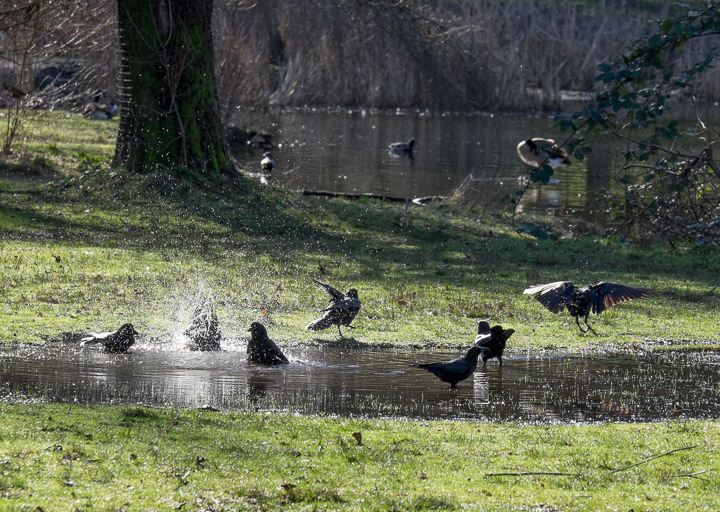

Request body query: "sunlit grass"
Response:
[0, 403, 718, 511]
[0, 112, 718, 351]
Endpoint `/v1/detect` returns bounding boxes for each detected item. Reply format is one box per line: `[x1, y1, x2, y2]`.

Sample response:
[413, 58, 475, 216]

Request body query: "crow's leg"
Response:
[585, 311, 597, 336]
[498, 356, 502, 367]
[583, 316, 597, 335]
[575, 316, 588, 333]
[337, 325, 343, 337]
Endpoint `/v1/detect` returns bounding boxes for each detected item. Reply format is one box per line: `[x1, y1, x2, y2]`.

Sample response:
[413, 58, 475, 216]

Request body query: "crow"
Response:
[306, 279, 361, 337]
[246, 322, 289, 365]
[517, 138, 571, 168]
[413, 346, 485, 388]
[183, 296, 222, 351]
[523, 281, 655, 334]
[81, 323, 138, 353]
[474, 323, 515, 366]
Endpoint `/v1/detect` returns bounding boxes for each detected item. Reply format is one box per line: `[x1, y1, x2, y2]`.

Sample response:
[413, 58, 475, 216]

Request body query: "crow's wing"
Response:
[267, 339, 289, 364]
[81, 328, 118, 343]
[523, 281, 576, 313]
[474, 333, 492, 346]
[312, 279, 345, 302]
[589, 282, 655, 315]
[322, 297, 361, 312]
[418, 358, 472, 375]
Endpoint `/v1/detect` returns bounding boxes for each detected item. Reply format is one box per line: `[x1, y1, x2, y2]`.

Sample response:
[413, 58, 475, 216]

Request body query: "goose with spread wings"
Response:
[517, 138, 571, 168]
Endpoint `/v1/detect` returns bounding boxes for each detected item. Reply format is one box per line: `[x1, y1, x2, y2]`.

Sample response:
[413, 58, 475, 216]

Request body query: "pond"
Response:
[2, 342, 718, 424]
[228, 109, 616, 221]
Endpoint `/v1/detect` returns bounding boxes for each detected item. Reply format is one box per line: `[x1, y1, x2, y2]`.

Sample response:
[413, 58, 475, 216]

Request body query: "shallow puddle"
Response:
[1, 342, 718, 423]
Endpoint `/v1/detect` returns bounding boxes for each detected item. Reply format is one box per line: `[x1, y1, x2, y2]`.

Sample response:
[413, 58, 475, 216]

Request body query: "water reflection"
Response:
[1, 343, 718, 423]
[228, 110, 615, 218]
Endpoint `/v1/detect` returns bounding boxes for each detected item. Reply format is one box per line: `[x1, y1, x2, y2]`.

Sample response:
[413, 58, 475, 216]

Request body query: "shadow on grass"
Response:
[1, 165, 718, 298]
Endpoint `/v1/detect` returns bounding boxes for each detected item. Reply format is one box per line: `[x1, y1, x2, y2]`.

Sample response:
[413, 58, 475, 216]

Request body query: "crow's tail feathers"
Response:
[305, 315, 333, 331]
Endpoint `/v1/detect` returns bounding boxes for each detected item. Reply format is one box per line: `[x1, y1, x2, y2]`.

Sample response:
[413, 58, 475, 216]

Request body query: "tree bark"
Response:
[113, 0, 231, 176]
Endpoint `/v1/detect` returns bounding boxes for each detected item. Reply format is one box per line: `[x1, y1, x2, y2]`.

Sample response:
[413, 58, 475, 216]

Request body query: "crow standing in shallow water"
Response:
[81, 323, 138, 353]
[246, 322, 289, 366]
[306, 279, 361, 337]
[523, 281, 655, 334]
[412, 346, 484, 388]
[474, 323, 515, 366]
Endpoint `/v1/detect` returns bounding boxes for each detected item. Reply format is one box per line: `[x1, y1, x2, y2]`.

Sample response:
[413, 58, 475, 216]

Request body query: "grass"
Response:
[0, 112, 719, 509]
[1, 113, 719, 351]
[0, 403, 718, 511]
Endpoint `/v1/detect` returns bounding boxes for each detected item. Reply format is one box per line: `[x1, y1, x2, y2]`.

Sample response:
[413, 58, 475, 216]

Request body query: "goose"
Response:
[517, 138, 571, 168]
[82, 96, 118, 120]
[260, 151, 275, 171]
[388, 138, 415, 156]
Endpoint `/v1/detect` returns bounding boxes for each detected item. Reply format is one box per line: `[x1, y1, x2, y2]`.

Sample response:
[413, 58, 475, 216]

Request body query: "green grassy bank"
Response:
[0, 403, 718, 511]
[1, 112, 719, 512]
[1, 113, 718, 350]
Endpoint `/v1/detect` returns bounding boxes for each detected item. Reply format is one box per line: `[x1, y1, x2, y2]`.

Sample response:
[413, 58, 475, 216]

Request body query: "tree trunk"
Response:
[113, 0, 231, 176]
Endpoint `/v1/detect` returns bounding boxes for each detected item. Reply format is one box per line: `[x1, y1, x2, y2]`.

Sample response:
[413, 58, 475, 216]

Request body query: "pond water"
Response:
[228, 109, 616, 220]
[2, 342, 718, 424]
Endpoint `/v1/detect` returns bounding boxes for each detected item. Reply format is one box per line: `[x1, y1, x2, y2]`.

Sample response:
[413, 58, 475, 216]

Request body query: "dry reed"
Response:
[3, 0, 718, 116]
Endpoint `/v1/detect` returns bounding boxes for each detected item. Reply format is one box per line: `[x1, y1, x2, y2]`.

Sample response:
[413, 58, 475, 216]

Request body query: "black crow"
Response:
[246, 322, 289, 365]
[523, 281, 655, 334]
[81, 323, 138, 353]
[184, 296, 222, 351]
[474, 323, 515, 366]
[413, 346, 484, 388]
[306, 279, 361, 337]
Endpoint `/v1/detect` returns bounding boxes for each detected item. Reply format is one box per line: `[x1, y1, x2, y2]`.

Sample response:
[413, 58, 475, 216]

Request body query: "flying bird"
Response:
[306, 279, 361, 337]
[260, 151, 275, 171]
[517, 138, 571, 168]
[474, 323, 515, 366]
[246, 322, 289, 365]
[412, 346, 484, 388]
[81, 323, 138, 353]
[523, 281, 655, 334]
[388, 138, 415, 156]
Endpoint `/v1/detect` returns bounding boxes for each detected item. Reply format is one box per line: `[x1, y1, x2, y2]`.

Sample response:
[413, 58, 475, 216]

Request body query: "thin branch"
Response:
[611, 445, 698, 474]
[670, 468, 714, 480]
[486, 471, 579, 477]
